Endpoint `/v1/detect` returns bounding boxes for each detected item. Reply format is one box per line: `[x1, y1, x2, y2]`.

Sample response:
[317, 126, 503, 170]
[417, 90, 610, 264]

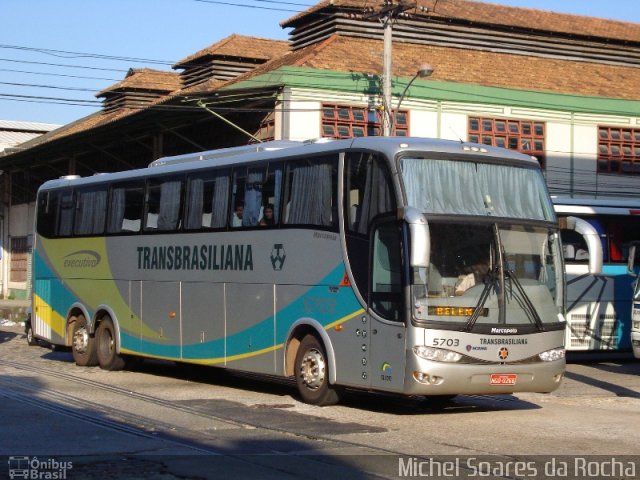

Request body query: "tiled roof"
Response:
[97, 68, 181, 97]
[226, 34, 640, 101]
[281, 0, 640, 44]
[173, 34, 289, 68]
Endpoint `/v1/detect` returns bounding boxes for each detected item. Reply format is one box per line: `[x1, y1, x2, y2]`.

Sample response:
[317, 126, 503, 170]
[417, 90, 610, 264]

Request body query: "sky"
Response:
[2, 0, 639, 126]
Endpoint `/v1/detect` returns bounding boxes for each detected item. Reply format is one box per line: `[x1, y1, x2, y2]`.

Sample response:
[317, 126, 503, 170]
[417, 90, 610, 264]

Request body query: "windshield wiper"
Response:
[505, 269, 545, 332]
[464, 267, 498, 332]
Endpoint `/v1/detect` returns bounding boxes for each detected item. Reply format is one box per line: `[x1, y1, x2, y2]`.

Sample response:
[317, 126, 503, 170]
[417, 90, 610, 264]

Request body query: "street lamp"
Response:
[391, 64, 433, 135]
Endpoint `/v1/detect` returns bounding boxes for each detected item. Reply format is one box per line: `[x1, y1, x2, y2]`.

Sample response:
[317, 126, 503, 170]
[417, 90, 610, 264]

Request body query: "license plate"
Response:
[490, 374, 517, 385]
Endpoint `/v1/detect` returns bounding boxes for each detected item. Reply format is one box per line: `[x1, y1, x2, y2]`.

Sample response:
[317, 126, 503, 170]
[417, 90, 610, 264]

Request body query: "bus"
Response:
[625, 243, 640, 359]
[553, 197, 640, 354]
[31, 137, 565, 405]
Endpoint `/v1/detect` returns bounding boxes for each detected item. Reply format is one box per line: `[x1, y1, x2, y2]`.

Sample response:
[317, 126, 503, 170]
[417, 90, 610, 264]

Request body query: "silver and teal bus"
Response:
[31, 137, 565, 405]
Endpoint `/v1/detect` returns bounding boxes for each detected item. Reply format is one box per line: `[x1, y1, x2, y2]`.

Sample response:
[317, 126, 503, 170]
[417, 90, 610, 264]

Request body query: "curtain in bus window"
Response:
[157, 180, 182, 231]
[211, 175, 229, 228]
[356, 155, 394, 235]
[186, 178, 203, 229]
[57, 191, 75, 236]
[75, 189, 107, 235]
[287, 161, 333, 226]
[108, 188, 125, 233]
[243, 171, 263, 227]
[401, 159, 553, 220]
[476, 164, 545, 219]
[403, 159, 485, 215]
[273, 167, 282, 224]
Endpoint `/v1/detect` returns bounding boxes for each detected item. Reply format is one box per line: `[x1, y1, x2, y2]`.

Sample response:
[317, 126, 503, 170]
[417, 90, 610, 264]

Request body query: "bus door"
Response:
[368, 217, 407, 391]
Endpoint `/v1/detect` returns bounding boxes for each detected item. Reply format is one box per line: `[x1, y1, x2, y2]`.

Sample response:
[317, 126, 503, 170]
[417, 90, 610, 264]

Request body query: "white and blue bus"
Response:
[554, 197, 640, 354]
[31, 137, 565, 405]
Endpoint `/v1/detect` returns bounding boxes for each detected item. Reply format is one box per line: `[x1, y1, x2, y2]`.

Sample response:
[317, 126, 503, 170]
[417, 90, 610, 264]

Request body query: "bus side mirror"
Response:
[400, 207, 430, 267]
[561, 216, 603, 275]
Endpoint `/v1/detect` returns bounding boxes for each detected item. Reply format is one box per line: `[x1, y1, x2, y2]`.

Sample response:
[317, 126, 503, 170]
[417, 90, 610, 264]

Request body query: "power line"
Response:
[0, 68, 119, 82]
[0, 57, 129, 73]
[0, 44, 175, 66]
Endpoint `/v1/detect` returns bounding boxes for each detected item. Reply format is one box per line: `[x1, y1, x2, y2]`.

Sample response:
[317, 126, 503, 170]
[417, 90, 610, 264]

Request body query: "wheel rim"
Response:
[100, 328, 114, 357]
[27, 328, 33, 343]
[73, 326, 89, 353]
[299, 348, 326, 390]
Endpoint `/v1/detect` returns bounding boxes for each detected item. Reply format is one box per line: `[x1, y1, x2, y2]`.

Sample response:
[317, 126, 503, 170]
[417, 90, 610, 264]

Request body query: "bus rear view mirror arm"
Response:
[562, 215, 603, 275]
[628, 243, 639, 276]
[400, 206, 430, 268]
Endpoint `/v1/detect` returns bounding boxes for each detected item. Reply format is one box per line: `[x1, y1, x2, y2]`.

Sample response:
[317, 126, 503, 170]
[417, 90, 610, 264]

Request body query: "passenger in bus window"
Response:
[232, 202, 244, 227]
[260, 204, 275, 226]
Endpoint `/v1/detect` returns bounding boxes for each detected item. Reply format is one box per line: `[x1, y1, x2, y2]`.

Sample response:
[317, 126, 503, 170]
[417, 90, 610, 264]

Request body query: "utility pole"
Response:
[364, 1, 416, 136]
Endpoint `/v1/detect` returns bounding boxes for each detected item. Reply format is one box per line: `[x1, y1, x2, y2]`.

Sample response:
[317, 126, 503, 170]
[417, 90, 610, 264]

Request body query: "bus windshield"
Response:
[400, 157, 555, 221]
[412, 221, 563, 330]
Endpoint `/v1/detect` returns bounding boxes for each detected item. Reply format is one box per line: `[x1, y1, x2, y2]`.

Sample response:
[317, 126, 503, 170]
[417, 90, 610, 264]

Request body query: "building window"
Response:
[10, 236, 28, 283]
[468, 117, 546, 168]
[322, 104, 409, 138]
[597, 126, 640, 175]
[252, 111, 275, 143]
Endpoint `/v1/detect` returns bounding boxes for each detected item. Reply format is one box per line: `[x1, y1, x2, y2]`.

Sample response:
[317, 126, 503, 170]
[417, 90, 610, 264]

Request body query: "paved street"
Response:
[1, 322, 639, 479]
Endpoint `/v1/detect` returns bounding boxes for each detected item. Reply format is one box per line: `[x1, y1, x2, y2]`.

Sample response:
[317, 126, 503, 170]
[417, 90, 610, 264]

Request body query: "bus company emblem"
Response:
[498, 347, 509, 360]
[381, 362, 392, 381]
[63, 250, 101, 268]
[270, 244, 286, 271]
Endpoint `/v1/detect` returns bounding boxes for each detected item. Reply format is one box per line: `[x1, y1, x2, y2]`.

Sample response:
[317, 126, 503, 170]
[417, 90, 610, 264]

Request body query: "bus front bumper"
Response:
[403, 356, 565, 396]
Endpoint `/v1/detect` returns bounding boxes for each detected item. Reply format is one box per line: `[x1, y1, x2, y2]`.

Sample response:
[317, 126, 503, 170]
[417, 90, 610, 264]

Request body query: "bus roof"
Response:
[552, 196, 640, 216]
[38, 136, 540, 191]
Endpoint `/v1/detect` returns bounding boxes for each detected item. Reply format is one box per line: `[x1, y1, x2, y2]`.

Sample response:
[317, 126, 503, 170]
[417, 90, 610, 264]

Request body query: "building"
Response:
[0, 0, 639, 299]
[0, 120, 60, 300]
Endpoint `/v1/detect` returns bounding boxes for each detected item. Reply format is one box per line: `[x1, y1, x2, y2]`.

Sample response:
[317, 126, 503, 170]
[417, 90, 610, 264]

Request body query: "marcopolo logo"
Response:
[63, 250, 101, 269]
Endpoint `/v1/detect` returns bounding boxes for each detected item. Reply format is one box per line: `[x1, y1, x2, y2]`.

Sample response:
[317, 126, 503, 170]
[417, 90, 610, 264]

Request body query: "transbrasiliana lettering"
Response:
[136, 244, 253, 271]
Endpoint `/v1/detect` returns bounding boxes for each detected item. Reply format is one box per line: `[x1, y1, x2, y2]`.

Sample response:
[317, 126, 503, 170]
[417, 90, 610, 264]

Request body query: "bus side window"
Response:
[345, 152, 396, 235]
[559, 229, 589, 262]
[74, 187, 107, 236]
[107, 182, 144, 233]
[57, 190, 75, 237]
[371, 221, 403, 321]
[185, 169, 230, 230]
[283, 155, 337, 228]
[37, 191, 59, 238]
[145, 177, 183, 232]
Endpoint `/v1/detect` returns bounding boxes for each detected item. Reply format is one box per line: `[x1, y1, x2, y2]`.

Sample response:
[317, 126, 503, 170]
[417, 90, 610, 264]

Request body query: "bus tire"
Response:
[294, 334, 342, 406]
[96, 317, 126, 371]
[71, 315, 98, 366]
[26, 324, 38, 346]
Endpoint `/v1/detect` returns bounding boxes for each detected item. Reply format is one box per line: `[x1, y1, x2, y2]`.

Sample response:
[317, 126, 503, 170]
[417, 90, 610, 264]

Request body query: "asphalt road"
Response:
[1, 322, 638, 479]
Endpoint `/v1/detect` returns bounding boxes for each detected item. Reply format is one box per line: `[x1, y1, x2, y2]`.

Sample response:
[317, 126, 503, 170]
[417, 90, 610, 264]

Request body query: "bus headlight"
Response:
[414, 346, 462, 363]
[538, 348, 565, 362]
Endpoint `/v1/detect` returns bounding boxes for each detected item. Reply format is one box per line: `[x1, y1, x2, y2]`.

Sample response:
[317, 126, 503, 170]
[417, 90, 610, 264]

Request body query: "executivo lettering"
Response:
[137, 244, 253, 271]
[63, 250, 101, 268]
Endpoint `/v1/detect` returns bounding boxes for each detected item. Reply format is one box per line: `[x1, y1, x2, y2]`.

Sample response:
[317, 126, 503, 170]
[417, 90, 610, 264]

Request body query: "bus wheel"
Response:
[71, 315, 98, 366]
[26, 324, 38, 346]
[96, 317, 126, 371]
[295, 334, 342, 406]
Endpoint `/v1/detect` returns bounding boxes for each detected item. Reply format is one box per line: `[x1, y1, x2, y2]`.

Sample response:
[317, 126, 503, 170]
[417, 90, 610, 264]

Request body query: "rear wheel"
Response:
[294, 334, 342, 406]
[71, 315, 98, 366]
[96, 317, 126, 371]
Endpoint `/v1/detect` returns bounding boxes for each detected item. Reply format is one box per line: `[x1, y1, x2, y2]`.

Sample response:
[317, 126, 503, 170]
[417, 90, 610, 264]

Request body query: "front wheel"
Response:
[294, 334, 342, 406]
[96, 317, 126, 371]
[71, 315, 98, 366]
[26, 324, 38, 346]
